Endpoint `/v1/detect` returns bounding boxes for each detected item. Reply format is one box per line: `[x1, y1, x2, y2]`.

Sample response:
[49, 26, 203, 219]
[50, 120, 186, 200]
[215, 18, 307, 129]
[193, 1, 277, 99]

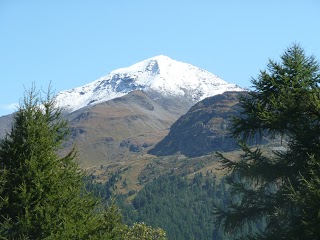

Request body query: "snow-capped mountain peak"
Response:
[56, 55, 244, 112]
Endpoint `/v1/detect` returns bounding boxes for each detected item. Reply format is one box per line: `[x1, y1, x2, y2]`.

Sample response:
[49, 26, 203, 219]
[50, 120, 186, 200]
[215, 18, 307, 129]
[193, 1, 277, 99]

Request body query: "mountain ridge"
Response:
[148, 91, 245, 157]
[0, 56, 246, 168]
[62, 90, 194, 167]
[56, 55, 244, 113]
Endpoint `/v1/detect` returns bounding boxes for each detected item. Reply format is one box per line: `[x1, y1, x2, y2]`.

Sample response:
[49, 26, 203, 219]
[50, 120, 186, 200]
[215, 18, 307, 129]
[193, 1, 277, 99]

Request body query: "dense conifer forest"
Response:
[87, 172, 228, 239]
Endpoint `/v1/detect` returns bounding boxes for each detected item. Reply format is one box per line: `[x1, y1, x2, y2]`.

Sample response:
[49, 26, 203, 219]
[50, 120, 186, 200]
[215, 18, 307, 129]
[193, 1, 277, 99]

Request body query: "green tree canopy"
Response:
[288, 158, 320, 239]
[0, 86, 107, 239]
[0, 86, 167, 239]
[215, 44, 320, 239]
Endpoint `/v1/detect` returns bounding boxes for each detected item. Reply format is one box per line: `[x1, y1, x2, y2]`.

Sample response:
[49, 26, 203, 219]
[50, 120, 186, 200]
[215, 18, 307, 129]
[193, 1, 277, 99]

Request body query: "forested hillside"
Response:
[86, 171, 230, 240]
[121, 173, 225, 240]
[86, 167, 265, 240]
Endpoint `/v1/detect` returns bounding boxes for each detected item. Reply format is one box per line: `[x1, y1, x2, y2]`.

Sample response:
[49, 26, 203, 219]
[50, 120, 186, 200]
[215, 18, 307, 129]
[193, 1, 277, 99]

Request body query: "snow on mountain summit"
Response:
[56, 55, 244, 112]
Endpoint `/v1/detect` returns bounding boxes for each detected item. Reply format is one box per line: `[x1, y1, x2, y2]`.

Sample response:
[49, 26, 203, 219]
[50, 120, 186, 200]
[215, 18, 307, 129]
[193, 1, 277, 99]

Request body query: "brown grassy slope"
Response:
[63, 90, 193, 167]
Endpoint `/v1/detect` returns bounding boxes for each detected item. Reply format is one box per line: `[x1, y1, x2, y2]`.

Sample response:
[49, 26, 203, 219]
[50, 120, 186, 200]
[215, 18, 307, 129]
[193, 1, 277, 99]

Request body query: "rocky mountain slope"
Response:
[0, 56, 245, 167]
[148, 91, 246, 157]
[63, 90, 194, 167]
[0, 114, 13, 139]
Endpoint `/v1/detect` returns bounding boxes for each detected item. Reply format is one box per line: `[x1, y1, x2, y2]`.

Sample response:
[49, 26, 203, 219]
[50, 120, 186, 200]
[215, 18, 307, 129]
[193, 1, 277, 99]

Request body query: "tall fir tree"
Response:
[0, 86, 104, 239]
[0, 85, 167, 239]
[287, 158, 320, 239]
[215, 44, 320, 239]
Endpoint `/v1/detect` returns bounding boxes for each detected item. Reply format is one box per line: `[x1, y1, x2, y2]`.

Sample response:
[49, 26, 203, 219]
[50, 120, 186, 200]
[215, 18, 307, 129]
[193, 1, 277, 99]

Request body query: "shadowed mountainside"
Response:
[148, 91, 246, 157]
[0, 114, 14, 139]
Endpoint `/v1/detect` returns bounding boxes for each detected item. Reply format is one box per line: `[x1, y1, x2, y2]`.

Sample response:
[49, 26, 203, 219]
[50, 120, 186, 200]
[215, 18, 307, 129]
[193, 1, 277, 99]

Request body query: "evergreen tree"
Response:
[0, 86, 105, 239]
[123, 222, 167, 240]
[215, 44, 320, 239]
[0, 85, 167, 239]
[120, 173, 221, 240]
[287, 158, 320, 239]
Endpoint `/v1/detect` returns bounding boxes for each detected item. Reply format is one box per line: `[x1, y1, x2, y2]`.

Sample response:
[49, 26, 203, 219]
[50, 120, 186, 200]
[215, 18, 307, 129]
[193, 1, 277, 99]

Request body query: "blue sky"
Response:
[1, 0, 320, 116]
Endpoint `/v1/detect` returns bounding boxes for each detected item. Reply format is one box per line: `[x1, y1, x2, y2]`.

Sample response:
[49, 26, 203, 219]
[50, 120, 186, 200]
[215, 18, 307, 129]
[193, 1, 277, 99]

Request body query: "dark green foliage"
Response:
[287, 158, 320, 239]
[0, 86, 105, 239]
[122, 222, 167, 240]
[85, 172, 121, 200]
[0, 86, 167, 239]
[215, 44, 320, 239]
[119, 173, 227, 240]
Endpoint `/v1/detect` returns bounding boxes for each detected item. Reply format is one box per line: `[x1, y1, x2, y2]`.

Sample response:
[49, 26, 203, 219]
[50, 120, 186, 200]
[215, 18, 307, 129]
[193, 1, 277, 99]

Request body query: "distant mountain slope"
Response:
[63, 90, 194, 167]
[0, 114, 13, 139]
[0, 56, 246, 167]
[56, 55, 244, 113]
[148, 91, 246, 157]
